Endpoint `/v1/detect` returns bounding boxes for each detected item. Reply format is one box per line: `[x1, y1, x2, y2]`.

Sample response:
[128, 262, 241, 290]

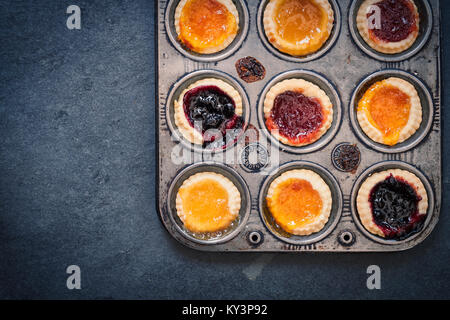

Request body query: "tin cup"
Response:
[164, 0, 249, 62]
[348, 0, 433, 62]
[258, 161, 343, 246]
[167, 162, 251, 245]
[350, 161, 436, 246]
[349, 69, 434, 153]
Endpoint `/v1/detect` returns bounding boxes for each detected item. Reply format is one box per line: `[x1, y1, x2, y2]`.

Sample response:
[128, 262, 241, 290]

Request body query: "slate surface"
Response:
[0, 0, 448, 299]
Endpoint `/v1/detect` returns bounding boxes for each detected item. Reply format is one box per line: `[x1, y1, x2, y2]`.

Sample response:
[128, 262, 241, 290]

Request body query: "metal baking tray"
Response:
[156, 0, 441, 252]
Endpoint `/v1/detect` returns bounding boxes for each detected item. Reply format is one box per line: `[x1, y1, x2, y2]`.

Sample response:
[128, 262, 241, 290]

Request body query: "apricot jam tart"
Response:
[357, 0, 419, 54]
[176, 172, 241, 233]
[266, 169, 332, 236]
[263, 0, 334, 57]
[174, 78, 244, 148]
[175, 0, 239, 54]
[264, 78, 333, 147]
[357, 77, 422, 146]
[356, 169, 428, 240]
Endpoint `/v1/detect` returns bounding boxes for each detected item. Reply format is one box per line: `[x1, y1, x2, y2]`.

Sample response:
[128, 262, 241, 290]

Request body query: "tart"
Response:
[263, 0, 334, 57]
[175, 0, 239, 54]
[356, 169, 428, 239]
[356, 0, 420, 54]
[174, 78, 244, 148]
[266, 169, 332, 236]
[176, 172, 241, 233]
[357, 77, 422, 146]
[264, 78, 333, 147]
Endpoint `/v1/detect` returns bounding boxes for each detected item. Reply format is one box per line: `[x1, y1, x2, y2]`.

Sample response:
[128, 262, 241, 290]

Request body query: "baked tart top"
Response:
[264, 78, 333, 147]
[357, 77, 422, 146]
[356, 0, 419, 54]
[174, 78, 244, 148]
[356, 169, 428, 239]
[266, 169, 332, 236]
[263, 0, 334, 57]
[175, 0, 239, 54]
[176, 172, 241, 233]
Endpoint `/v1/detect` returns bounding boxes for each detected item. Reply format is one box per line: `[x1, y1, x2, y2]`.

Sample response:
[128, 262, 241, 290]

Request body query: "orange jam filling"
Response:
[178, 178, 235, 233]
[179, 0, 237, 53]
[267, 178, 323, 233]
[273, 0, 330, 55]
[358, 81, 411, 146]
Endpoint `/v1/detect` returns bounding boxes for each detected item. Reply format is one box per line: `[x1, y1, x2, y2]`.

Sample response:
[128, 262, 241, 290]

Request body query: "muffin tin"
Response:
[156, 0, 441, 252]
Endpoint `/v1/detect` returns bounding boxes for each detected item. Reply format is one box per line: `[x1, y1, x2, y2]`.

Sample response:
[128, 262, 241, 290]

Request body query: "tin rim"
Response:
[165, 69, 250, 154]
[349, 69, 434, 153]
[348, 0, 433, 62]
[256, 0, 342, 63]
[257, 69, 342, 154]
[164, 0, 250, 62]
[258, 161, 343, 246]
[167, 162, 252, 245]
[350, 161, 435, 245]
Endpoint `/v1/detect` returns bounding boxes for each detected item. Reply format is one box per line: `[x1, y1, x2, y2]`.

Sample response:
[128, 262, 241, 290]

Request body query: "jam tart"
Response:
[264, 78, 333, 147]
[356, 0, 420, 54]
[356, 169, 428, 239]
[357, 77, 422, 146]
[176, 172, 241, 233]
[175, 0, 239, 54]
[263, 0, 334, 57]
[174, 78, 244, 148]
[266, 169, 332, 236]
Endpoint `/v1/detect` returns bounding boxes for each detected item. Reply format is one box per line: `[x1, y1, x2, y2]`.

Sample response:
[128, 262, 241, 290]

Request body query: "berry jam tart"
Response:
[174, 78, 245, 149]
[356, 0, 420, 54]
[263, 78, 333, 147]
[356, 169, 428, 240]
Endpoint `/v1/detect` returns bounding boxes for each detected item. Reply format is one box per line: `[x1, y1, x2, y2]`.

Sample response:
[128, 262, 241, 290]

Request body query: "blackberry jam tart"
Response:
[174, 78, 245, 149]
[356, 169, 428, 240]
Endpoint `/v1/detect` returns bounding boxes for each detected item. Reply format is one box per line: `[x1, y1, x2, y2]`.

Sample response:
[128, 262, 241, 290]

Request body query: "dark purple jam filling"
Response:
[269, 91, 324, 142]
[183, 85, 244, 149]
[369, 174, 425, 240]
[368, 0, 417, 43]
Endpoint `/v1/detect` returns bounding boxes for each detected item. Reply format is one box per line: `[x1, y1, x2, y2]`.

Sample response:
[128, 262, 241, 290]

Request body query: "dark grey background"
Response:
[0, 0, 448, 299]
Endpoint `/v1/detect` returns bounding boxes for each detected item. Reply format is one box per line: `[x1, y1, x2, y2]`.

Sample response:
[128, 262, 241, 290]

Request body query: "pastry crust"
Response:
[266, 169, 332, 236]
[357, 77, 422, 146]
[356, 0, 419, 54]
[356, 169, 428, 237]
[263, 0, 334, 56]
[264, 78, 333, 146]
[174, 78, 243, 145]
[175, 0, 239, 54]
[176, 172, 241, 233]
